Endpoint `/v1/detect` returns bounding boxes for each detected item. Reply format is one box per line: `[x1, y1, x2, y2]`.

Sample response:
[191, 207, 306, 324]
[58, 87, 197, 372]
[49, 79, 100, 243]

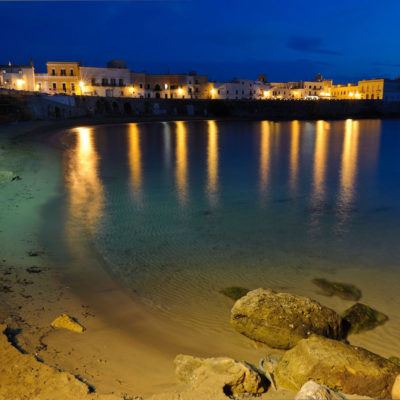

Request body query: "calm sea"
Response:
[60, 119, 400, 339]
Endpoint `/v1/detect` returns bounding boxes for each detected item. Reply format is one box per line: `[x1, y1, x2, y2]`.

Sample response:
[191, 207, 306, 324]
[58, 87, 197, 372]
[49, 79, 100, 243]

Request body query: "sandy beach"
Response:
[0, 119, 398, 399]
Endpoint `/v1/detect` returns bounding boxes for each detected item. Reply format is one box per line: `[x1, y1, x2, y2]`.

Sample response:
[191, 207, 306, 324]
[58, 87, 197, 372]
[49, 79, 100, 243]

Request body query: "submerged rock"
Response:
[312, 278, 362, 301]
[219, 286, 249, 301]
[174, 354, 268, 396]
[342, 302, 388, 334]
[230, 288, 343, 349]
[274, 335, 400, 399]
[295, 380, 343, 400]
[390, 357, 400, 367]
[51, 314, 85, 333]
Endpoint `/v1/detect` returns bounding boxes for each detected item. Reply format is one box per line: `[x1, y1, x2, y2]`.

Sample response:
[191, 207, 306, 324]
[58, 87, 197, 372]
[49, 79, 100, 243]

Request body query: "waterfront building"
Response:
[0, 62, 35, 91]
[211, 78, 269, 100]
[79, 60, 131, 97]
[138, 72, 210, 99]
[35, 61, 81, 95]
[331, 78, 400, 101]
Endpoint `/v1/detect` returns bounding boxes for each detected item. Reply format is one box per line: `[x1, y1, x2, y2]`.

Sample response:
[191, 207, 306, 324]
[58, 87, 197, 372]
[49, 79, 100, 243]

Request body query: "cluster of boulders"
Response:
[175, 284, 400, 399]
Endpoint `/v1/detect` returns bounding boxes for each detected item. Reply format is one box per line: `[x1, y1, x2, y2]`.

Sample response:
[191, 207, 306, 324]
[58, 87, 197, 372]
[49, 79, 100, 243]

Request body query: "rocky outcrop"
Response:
[51, 314, 86, 333]
[294, 380, 343, 400]
[230, 288, 343, 349]
[174, 354, 268, 397]
[312, 278, 362, 301]
[0, 324, 120, 400]
[274, 335, 400, 399]
[342, 302, 388, 334]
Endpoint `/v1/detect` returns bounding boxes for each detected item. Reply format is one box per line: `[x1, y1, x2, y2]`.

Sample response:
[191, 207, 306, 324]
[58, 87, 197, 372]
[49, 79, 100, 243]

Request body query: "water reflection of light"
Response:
[175, 121, 188, 205]
[337, 119, 360, 223]
[162, 122, 171, 169]
[66, 127, 104, 230]
[289, 120, 300, 193]
[259, 121, 272, 199]
[128, 123, 142, 203]
[207, 120, 219, 206]
[312, 120, 329, 201]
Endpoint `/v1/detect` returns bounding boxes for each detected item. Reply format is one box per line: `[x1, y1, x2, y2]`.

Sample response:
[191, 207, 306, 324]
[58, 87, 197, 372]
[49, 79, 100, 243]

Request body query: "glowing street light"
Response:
[16, 79, 25, 89]
[211, 88, 215, 97]
[79, 81, 85, 95]
[178, 87, 184, 96]
[263, 90, 270, 98]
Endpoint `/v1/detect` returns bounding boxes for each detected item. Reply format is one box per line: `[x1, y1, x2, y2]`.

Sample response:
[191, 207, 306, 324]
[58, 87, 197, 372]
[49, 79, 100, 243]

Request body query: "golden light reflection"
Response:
[175, 121, 188, 205]
[162, 122, 171, 169]
[259, 121, 272, 199]
[289, 120, 300, 193]
[207, 120, 219, 206]
[66, 127, 104, 231]
[128, 124, 142, 204]
[338, 119, 360, 216]
[312, 120, 329, 201]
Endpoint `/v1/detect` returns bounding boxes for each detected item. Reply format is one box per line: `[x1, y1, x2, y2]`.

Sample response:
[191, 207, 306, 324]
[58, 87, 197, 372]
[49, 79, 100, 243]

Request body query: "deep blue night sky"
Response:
[1, 0, 400, 83]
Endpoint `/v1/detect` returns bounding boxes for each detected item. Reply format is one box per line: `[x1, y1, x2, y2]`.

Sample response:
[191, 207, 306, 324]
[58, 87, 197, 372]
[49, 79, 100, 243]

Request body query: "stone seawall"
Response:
[2, 89, 400, 122]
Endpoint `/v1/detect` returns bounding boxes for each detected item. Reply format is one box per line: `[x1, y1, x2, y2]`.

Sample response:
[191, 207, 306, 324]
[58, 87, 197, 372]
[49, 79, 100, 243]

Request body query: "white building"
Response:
[79, 64, 132, 97]
[0, 63, 35, 91]
[211, 78, 269, 100]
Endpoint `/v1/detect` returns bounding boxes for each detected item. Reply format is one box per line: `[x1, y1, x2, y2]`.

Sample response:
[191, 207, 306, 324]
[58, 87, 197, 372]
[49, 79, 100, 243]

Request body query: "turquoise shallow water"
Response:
[60, 119, 400, 343]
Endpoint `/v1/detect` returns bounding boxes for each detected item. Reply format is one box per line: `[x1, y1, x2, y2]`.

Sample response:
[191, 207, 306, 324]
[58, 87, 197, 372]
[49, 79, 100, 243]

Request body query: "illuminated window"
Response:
[70, 69, 74, 76]
[62, 83, 66, 91]
[61, 69, 66, 76]
[51, 69, 56, 76]
[52, 82, 56, 90]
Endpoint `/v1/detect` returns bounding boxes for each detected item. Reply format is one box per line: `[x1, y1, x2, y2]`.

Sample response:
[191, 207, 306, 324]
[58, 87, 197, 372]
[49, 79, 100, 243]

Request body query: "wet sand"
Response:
[0, 120, 395, 399]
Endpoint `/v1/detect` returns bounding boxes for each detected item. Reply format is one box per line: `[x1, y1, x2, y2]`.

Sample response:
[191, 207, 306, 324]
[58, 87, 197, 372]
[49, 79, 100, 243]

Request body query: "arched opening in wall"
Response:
[104, 101, 112, 114]
[155, 92, 160, 99]
[95, 100, 104, 114]
[55, 106, 61, 119]
[112, 101, 120, 114]
[47, 105, 53, 118]
[366, 94, 369, 99]
[124, 102, 132, 115]
[371, 94, 374, 99]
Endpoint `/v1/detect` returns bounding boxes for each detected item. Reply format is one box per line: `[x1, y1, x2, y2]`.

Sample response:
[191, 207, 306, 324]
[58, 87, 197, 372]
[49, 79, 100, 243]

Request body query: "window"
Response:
[70, 69, 74, 76]
[189, 80, 192, 84]
[242, 90, 244, 94]
[147, 84, 150, 89]
[120, 91, 124, 96]
[102, 78, 108, 86]
[18, 69, 23, 75]
[218, 90, 220, 94]
[51, 69, 56, 76]
[62, 83, 66, 91]
[188, 88, 192, 93]
[52, 82, 57, 90]
[236, 90, 238, 94]
[37, 82, 42, 90]
[111, 78, 116, 86]
[195, 80, 199, 84]
[61, 69, 66, 76]
[227, 90, 229, 94]
[71, 83, 75, 91]
[165, 94, 168, 98]
[195, 88, 199, 93]
[119, 79, 124, 86]
[139, 83, 143, 88]
[91, 78, 96, 85]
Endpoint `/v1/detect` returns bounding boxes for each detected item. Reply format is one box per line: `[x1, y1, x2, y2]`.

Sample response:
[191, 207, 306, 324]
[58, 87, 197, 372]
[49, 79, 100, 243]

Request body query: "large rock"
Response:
[342, 302, 388, 334]
[295, 380, 343, 400]
[174, 354, 267, 397]
[230, 288, 343, 349]
[274, 335, 400, 399]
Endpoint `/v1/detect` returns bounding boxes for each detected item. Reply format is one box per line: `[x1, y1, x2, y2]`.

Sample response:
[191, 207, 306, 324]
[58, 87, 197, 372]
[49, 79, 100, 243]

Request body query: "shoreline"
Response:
[0, 119, 292, 399]
[0, 118, 398, 399]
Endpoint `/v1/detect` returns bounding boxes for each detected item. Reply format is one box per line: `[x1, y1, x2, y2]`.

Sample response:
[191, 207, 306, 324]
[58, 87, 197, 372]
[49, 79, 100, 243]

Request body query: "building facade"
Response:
[0, 64, 35, 91]
[35, 61, 81, 94]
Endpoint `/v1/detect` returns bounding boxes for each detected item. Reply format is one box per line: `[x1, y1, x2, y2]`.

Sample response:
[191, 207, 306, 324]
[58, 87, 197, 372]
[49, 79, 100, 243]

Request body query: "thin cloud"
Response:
[287, 36, 341, 56]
